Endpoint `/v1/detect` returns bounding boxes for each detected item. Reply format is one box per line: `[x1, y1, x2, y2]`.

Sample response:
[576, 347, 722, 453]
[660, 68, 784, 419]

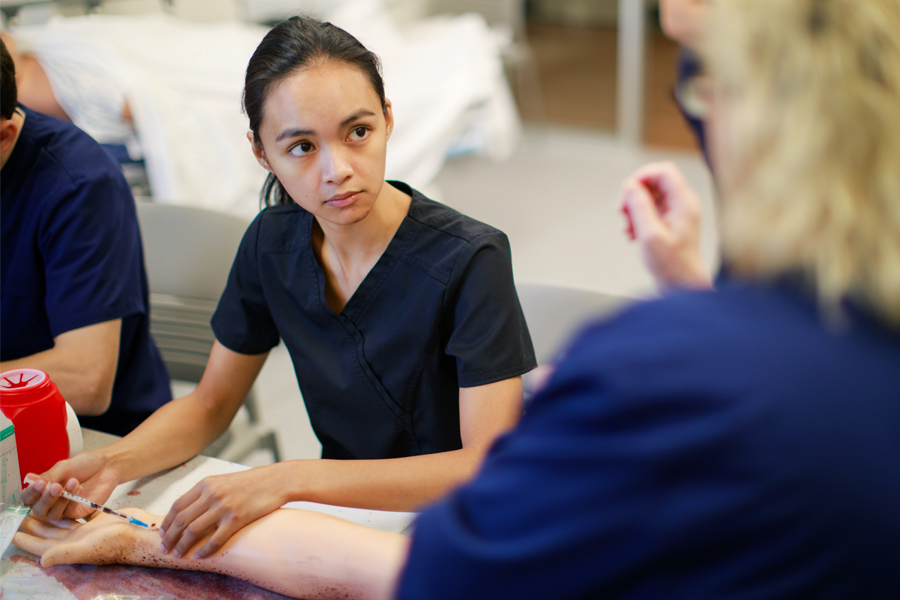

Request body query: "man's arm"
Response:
[15, 507, 409, 600]
[0, 318, 121, 415]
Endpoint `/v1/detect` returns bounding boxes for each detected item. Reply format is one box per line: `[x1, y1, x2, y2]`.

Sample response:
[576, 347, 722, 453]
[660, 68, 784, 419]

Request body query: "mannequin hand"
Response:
[620, 162, 712, 290]
[22, 451, 120, 522]
[159, 463, 287, 559]
[13, 510, 150, 567]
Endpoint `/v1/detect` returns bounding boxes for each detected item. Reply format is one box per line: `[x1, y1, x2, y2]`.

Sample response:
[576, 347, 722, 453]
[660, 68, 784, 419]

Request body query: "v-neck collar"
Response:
[309, 184, 417, 321]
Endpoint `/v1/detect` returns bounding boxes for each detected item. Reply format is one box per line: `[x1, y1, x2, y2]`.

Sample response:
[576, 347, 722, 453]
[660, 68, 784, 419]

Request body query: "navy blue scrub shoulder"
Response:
[0, 106, 172, 435]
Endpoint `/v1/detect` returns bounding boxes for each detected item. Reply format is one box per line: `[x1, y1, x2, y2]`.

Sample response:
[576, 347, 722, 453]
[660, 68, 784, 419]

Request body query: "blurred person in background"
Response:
[660, 0, 714, 164]
[0, 38, 172, 436]
[15, 0, 900, 598]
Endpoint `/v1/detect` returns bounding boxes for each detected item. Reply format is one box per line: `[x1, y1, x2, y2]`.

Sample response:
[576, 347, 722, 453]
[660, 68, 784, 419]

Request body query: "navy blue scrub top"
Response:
[398, 276, 900, 599]
[211, 182, 536, 459]
[1, 106, 172, 435]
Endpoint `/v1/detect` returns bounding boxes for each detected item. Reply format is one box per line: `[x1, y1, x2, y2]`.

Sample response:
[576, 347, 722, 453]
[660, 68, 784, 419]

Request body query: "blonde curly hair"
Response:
[708, 0, 900, 328]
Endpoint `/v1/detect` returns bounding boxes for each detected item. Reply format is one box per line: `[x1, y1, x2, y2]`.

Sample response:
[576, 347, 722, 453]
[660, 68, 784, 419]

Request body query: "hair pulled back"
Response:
[1, 38, 18, 120]
[243, 16, 386, 207]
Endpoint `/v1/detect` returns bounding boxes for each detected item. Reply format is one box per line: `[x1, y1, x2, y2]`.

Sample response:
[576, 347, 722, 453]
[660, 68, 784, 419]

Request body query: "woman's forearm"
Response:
[281, 446, 485, 512]
[101, 344, 267, 483]
[128, 509, 409, 600]
[283, 378, 521, 512]
[98, 390, 238, 483]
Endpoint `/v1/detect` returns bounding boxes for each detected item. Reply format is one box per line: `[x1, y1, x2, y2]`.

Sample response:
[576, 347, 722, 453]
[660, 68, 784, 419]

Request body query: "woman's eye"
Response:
[289, 141, 314, 156]
[349, 127, 369, 141]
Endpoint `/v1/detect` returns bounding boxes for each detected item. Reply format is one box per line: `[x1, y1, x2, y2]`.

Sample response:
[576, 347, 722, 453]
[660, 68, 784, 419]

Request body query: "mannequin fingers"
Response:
[13, 530, 57, 557]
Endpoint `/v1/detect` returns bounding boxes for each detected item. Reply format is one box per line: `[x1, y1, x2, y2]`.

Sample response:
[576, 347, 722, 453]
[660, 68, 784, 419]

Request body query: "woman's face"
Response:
[251, 60, 393, 226]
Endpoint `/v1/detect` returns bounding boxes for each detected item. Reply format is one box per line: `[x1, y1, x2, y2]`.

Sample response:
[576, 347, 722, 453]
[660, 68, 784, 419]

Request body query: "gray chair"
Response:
[516, 280, 634, 365]
[136, 200, 281, 464]
[515, 280, 634, 401]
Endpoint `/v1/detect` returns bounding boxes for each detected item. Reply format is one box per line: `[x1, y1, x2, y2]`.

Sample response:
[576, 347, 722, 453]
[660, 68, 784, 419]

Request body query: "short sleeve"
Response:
[41, 173, 144, 337]
[444, 232, 536, 387]
[211, 216, 280, 354]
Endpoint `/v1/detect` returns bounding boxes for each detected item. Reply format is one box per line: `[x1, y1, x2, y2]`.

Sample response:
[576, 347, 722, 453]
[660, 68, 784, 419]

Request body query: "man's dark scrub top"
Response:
[1, 105, 171, 436]
[211, 182, 537, 459]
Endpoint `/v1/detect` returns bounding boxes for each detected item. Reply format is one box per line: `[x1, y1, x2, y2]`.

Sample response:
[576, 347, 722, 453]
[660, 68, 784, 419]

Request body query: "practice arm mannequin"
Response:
[14, 507, 409, 600]
[0, 319, 121, 416]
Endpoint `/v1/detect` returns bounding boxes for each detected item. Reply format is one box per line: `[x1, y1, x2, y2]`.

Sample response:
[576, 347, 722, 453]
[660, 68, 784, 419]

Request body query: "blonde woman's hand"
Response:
[620, 162, 712, 290]
[159, 464, 287, 560]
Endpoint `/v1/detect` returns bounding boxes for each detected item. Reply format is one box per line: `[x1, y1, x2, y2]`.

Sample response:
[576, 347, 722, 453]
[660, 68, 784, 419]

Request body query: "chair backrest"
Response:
[136, 202, 251, 383]
[516, 280, 634, 364]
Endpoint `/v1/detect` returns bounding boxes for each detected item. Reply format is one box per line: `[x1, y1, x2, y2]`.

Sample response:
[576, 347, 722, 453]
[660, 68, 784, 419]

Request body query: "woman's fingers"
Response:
[159, 485, 202, 538]
[160, 493, 212, 556]
[45, 479, 80, 523]
[195, 514, 241, 559]
[173, 510, 222, 559]
[29, 482, 70, 522]
[21, 474, 45, 505]
[622, 179, 667, 244]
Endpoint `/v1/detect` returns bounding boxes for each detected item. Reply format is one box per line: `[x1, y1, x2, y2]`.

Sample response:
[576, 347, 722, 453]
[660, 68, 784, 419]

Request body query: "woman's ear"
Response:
[0, 118, 19, 152]
[248, 131, 272, 172]
[383, 99, 394, 141]
[0, 116, 21, 169]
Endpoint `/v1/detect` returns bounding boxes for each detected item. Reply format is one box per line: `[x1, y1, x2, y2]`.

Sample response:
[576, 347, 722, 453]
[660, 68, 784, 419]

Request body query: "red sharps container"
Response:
[0, 368, 83, 487]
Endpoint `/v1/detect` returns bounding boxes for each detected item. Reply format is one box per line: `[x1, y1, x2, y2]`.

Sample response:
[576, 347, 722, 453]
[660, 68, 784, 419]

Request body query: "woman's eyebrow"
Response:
[276, 127, 313, 142]
[340, 110, 376, 128]
[274, 110, 376, 142]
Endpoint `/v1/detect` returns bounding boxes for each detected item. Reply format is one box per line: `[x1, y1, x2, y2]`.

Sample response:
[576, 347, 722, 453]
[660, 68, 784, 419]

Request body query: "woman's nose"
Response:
[321, 145, 352, 185]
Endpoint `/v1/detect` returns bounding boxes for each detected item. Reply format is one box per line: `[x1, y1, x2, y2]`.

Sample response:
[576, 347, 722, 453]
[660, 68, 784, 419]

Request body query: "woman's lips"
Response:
[326, 191, 361, 207]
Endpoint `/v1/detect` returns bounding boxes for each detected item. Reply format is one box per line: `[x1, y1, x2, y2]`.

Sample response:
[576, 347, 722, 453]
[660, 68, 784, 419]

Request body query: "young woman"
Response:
[24, 16, 535, 561]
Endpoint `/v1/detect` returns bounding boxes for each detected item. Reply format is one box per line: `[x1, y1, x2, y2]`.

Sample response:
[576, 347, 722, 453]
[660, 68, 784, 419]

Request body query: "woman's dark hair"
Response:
[243, 16, 386, 208]
[1, 39, 18, 120]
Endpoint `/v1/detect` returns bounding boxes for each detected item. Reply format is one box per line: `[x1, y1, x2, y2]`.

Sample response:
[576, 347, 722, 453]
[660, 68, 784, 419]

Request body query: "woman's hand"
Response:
[21, 451, 121, 522]
[13, 510, 146, 567]
[620, 162, 712, 290]
[159, 463, 288, 560]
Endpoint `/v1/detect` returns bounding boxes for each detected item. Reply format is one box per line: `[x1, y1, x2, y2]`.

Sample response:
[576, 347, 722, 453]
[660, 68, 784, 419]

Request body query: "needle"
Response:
[23, 475, 157, 530]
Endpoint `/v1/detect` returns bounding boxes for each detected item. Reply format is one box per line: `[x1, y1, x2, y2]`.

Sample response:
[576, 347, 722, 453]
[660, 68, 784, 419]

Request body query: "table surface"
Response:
[1, 429, 417, 600]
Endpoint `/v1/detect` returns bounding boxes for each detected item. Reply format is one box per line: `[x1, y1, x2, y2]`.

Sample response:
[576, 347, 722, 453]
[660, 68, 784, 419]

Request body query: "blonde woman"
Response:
[16, 1, 900, 598]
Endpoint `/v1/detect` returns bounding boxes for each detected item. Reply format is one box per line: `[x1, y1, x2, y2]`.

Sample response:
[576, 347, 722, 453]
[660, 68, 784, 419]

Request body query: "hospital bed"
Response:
[7, 0, 520, 218]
